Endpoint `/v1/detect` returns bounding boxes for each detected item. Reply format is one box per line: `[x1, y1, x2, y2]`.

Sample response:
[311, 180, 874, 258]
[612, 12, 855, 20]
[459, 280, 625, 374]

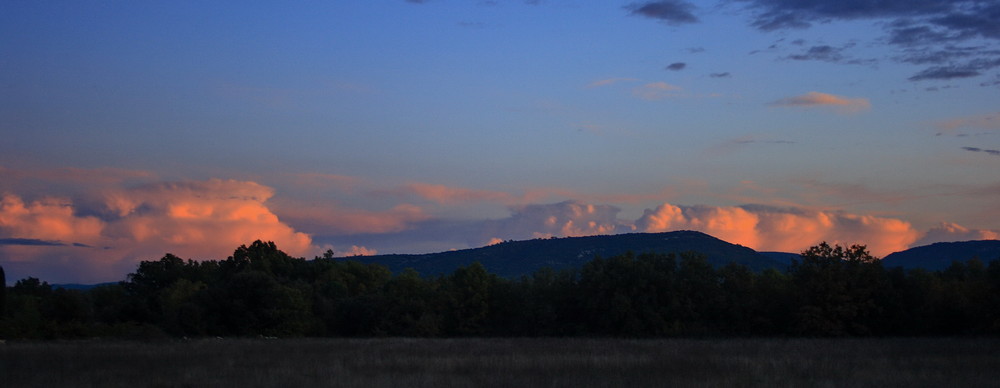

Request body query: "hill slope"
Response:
[881, 240, 1000, 271]
[351, 230, 787, 278]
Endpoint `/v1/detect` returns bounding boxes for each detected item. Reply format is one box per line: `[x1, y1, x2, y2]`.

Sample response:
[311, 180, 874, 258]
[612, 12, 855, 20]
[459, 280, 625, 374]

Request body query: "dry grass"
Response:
[1, 337, 998, 387]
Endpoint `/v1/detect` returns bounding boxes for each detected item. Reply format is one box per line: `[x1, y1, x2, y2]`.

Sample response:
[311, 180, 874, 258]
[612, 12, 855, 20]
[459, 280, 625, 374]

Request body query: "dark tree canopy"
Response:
[2, 241, 1000, 339]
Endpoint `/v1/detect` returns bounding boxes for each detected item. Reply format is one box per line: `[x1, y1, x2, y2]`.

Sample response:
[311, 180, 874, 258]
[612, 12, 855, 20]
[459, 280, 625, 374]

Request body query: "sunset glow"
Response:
[2, 1, 998, 283]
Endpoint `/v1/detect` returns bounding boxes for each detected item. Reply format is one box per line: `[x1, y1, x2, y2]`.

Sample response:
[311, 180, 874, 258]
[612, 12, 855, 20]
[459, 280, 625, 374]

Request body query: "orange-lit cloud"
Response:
[0, 195, 105, 245]
[343, 245, 378, 256]
[635, 203, 919, 257]
[769, 91, 870, 113]
[105, 179, 313, 257]
[0, 178, 317, 283]
[633, 82, 683, 100]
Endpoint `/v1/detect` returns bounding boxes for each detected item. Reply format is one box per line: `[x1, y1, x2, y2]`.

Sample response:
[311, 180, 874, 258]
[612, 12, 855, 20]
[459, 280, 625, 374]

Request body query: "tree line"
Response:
[1, 240, 998, 339]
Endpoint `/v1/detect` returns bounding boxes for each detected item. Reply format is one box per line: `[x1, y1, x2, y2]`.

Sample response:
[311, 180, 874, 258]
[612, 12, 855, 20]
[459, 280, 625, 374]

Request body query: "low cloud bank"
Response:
[1, 179, 315, 283]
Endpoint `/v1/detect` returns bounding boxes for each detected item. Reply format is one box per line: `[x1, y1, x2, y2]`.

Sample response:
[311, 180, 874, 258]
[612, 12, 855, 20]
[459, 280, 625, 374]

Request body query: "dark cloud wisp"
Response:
[627, 1, 699, 25]
[736, 0, 1000, 82]
[962, 146, 1000, 156]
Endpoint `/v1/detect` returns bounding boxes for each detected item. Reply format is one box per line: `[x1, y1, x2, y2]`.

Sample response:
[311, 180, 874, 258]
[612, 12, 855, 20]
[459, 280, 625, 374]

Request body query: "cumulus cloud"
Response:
[483, 200, 633, 242]
[0, 178, 316, 283]
[633, 82, 682, 100]
[0, 195, 105, 246]
[914, 222, 1000, 246]
[768, 91, 871, 113]
[627, 1, 698, 25]
[635, 203, 920, 257]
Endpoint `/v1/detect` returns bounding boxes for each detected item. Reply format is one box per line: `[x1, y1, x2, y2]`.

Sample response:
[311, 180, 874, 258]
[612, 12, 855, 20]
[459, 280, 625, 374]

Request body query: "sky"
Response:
[2, 0, 999, 284]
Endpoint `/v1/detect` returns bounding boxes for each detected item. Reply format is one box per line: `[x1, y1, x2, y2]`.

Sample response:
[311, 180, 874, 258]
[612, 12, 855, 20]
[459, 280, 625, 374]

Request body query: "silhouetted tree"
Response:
[443, 262, 495, 335]
[790, 242, 886, 336]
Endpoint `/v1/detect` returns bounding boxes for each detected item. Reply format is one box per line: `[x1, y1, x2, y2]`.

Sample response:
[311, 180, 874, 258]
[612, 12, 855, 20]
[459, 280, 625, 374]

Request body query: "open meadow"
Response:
[1, 337, 998, 387]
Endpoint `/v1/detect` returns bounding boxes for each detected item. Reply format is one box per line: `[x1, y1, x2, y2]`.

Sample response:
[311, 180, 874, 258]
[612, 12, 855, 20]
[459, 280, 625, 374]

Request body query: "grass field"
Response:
[1, 337, 998, 387]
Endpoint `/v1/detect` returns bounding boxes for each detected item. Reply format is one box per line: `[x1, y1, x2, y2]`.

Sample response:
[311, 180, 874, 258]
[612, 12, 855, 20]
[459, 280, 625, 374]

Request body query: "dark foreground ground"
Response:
[1, 337, 998, 387]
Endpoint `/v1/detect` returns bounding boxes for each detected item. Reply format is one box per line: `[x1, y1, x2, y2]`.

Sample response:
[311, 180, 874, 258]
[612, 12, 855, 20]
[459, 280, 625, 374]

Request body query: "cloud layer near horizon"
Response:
[0, 179, 315, 283]
[635, 203, 917, 256]
[2, 172, 998, 283]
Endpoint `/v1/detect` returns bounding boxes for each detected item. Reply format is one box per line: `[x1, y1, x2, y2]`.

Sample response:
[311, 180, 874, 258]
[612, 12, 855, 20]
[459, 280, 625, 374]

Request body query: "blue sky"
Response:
[2, 0, 999, 283]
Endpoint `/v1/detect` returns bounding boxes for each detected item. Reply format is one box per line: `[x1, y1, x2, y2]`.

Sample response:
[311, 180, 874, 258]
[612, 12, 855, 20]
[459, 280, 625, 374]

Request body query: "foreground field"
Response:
[1, 337, 998, 387]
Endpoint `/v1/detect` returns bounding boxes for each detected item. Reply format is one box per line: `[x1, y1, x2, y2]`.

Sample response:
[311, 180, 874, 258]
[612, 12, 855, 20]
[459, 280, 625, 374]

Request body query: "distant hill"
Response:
[881, 240, 1000, 271]
[350, 230, 788, 278]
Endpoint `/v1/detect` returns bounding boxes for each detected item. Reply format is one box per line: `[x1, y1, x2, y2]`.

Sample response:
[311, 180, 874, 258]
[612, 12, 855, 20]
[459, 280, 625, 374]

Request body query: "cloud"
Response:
[635, 203, 920, 257]
[343, 245, 378, 257]
[632, 82, 682, 100]
[768, 91, 871, 113]
[914, 222, 1000, 246]
[735, 0, 1000, 82]
[787, 45, 842, 61]
[391, 182, 515, 204]
[0, 238, 66, 247]
[626, 1, 698, 25]
[785, 44, 874, 65]
[908, 66, 982, 81]
[740, 0, 950, 30]
[586, 78, 639, 88]
[0, 195, 105, 245]
[483, 200, 633, 241]
[0, 179, 316, 283]
[961, 147, 1000, 156]
[935, 112, 1000, 134]
[273, 201, 429, 236]
[666, 62, 686, 71]
[709, 72, 731, 78]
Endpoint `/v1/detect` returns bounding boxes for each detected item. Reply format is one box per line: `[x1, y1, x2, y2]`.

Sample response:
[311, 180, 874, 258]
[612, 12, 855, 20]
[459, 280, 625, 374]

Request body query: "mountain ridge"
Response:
[881, 239, 1000, 271]
[352, 230, 787, 278]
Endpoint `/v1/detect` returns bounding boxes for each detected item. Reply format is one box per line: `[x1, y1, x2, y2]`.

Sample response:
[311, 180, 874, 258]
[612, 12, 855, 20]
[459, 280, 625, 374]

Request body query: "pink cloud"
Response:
[769, 91, 870, 113]
[633, 82, 683, 100]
